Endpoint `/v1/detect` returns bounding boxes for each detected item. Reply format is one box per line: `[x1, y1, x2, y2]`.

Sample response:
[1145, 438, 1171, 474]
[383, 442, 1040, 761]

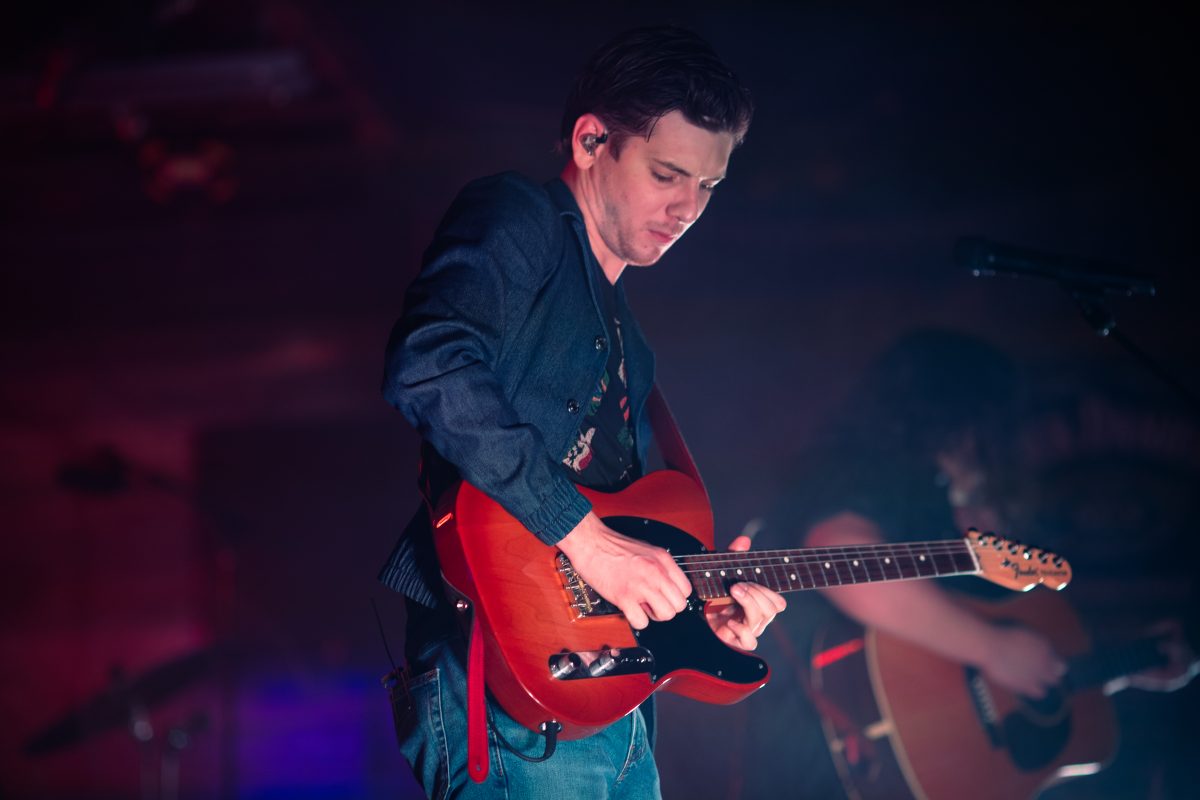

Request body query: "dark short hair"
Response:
[559, 26, 754, 157]
[836, 328, 1021, 473]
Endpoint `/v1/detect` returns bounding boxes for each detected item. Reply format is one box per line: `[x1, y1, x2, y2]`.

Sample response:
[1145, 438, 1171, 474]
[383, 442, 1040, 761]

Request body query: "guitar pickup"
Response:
[548, 647, 655, 680]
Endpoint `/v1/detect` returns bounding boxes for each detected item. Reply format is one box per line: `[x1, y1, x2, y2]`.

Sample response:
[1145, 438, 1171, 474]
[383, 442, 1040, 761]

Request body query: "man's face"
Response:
[588, 110, 735, 268]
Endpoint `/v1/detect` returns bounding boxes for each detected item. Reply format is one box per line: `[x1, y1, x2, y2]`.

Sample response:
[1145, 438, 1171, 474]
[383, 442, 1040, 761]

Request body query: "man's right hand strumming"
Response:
[978, 625, 1067, 699]
[557, 511, 693, 630]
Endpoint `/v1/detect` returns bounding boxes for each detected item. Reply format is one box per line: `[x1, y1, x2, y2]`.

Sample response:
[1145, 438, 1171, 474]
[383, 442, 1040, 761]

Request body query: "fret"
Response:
[806, 559, 825, 589]
[846, 554, 872, 584]
[951, 550, 976, 573]
[760, 555, 782, 589]
[891, 548, 920, 579]
[780, 556, 806, 591]
[793, 557, 818, 590]
[930, 548, 960, 576]
[765, 558, 788, 592]
[877, 550, 902, 582]
[741, 554, 770, 592]
[709, 556, 737, 596]
[700, 569, 721, 598]
[853, 556, 876, 583]
[691, 555, 725, 600]
[782, 552, 822, 589]
[829, 554, 856, 586]
[811, 555, 834, 587]
[911, 543, 941, 577]
[856, 552, 888, 583]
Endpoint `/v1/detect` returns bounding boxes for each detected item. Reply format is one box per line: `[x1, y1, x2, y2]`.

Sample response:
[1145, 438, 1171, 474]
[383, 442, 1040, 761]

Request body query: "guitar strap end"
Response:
[467, 613, 489, 783]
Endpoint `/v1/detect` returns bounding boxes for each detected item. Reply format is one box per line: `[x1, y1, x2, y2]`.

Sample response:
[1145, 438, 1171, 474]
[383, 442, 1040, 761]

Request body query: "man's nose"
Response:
[669, 186, 704, 224]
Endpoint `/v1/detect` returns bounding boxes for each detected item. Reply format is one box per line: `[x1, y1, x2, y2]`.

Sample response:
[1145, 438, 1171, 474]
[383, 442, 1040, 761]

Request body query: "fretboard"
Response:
[679, 540, 979, 601]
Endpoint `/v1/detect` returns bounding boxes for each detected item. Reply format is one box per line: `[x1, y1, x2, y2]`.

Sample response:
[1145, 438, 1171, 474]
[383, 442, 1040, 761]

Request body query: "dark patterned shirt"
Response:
[561, 265, 637, 491]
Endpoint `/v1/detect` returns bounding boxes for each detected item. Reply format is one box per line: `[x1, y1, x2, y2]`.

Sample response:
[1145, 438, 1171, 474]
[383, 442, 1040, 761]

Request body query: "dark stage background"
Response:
[2, 2, 1197, 798]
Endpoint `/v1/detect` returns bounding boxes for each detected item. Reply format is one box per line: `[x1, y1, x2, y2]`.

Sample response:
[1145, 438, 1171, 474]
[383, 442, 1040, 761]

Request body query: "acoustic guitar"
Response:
[433, 469, 1071, 740]
[809, 590, 1175, 799]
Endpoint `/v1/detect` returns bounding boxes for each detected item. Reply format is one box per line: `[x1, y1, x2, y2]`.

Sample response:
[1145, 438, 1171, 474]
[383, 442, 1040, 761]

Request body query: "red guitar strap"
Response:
[647, 384, 709, 503]
[467, 613, 489, 783]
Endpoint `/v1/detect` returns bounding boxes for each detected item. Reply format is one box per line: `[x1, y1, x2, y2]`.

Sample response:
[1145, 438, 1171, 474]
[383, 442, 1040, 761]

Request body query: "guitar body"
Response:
[433, 470, 770, 740]
[814, 591, 1118, 800]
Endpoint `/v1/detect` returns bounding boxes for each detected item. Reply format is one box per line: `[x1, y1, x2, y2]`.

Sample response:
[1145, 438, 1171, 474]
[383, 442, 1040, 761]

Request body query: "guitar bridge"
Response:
[557, 552, 619, 617]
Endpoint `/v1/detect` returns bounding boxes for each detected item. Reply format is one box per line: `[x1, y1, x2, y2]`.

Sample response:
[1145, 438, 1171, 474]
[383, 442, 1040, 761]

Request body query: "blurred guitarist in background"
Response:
[736, 329, 1195, 799]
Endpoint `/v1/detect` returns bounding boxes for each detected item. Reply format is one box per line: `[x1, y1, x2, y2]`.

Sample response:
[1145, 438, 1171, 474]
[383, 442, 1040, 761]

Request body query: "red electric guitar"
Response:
[433, 469, 1071, 740]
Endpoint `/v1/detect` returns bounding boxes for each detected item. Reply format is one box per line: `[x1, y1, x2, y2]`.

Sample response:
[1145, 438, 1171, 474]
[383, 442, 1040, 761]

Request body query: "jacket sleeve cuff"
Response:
[523, 474, 592, 546]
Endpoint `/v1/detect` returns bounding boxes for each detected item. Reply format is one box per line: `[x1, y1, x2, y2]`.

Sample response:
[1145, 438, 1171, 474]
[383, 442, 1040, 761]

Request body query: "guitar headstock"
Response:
[967, 529, 1072, 592]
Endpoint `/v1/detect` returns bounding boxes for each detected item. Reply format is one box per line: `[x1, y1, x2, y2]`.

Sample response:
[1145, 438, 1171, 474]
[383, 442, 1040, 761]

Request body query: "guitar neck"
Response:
[679, 539, 978, 601]
[1066, 635, 1169, 693]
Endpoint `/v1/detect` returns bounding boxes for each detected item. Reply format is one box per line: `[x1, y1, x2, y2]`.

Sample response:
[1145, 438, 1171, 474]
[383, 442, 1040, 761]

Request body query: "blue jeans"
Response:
[390, 632, 661, 799]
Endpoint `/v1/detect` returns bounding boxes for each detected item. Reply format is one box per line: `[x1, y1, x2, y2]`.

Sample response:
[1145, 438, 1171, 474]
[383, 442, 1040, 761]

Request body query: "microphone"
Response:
[955, 236, 1156, 297]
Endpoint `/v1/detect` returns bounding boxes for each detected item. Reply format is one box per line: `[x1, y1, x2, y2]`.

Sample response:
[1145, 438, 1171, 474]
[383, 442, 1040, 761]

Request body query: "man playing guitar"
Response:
[378, 26, 786, 799]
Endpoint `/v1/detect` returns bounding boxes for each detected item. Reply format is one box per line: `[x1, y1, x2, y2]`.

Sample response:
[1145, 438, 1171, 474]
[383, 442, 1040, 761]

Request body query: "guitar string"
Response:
[676, 563, 974, 575]
[679, 562, 979, 595]
[567, 547, 980, 581]
[678, 569, 976, 580]
[672, 543, 983, 568]
[565, 549, 983, 602]
[672, 542, 1054, 567]
[672, 542, 1017, 561]
[673, 544, 984, 589]
[671, 542, 975, 561]
[672, 555, 978, 573]
[566, 539, 1055, 594]
[676, 549, 979, 583]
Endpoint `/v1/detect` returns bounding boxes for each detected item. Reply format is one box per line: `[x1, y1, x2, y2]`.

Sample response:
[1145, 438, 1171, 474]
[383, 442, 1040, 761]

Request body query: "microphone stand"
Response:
[957, 236, 1198, 414]
[1069, 287, 1200, 415]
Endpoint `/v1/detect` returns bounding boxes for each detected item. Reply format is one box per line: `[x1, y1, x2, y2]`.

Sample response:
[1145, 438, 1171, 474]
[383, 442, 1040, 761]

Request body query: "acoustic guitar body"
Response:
[814, 591, 1118, 800]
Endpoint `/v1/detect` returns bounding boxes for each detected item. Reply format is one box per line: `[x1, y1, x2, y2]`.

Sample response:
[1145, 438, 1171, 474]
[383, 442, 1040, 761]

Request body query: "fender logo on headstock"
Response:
[969, 529, 1072, 592]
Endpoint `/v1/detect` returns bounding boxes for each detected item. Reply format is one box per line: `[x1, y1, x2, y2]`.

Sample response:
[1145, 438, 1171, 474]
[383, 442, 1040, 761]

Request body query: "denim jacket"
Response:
[379, 173, 656, 607]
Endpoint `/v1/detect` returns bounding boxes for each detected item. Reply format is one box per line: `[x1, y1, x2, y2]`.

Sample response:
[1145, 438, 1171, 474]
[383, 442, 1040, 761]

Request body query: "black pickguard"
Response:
[1002, 689, 1071, 771]
[601, 515, 768, 686]
[966, 616, 1072, 771]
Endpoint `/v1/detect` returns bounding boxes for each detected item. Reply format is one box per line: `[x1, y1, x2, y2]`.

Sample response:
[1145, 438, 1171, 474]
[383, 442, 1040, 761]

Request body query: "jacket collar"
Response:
[545, 176, 626, 298]
[545, 177, 583, 223]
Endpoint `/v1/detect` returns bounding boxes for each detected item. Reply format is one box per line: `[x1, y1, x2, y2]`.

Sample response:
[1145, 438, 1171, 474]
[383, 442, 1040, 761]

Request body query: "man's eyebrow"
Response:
[653, 158, 726, 182]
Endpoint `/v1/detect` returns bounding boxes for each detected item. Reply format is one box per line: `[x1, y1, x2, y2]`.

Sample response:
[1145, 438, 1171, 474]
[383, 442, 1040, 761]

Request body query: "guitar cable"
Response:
[372, 597, 414, 717]
[371, 596, 400, 673]
[488, 707, 562, 763]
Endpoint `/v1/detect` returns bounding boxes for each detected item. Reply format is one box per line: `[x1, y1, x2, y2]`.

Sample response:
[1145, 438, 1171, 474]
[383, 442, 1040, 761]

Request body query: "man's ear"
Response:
[570, 114, 608, 169]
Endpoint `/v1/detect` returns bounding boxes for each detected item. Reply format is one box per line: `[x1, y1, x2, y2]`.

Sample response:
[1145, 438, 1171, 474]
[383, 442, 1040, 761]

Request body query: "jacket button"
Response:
[594, 335, 607, 351]
[566, 399, 580, 414]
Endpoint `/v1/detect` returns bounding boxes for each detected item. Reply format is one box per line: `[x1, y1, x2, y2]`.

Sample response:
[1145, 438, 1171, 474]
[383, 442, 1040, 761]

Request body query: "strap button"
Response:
[594, 336, 607, 351]
[566, 399, 580, 414]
